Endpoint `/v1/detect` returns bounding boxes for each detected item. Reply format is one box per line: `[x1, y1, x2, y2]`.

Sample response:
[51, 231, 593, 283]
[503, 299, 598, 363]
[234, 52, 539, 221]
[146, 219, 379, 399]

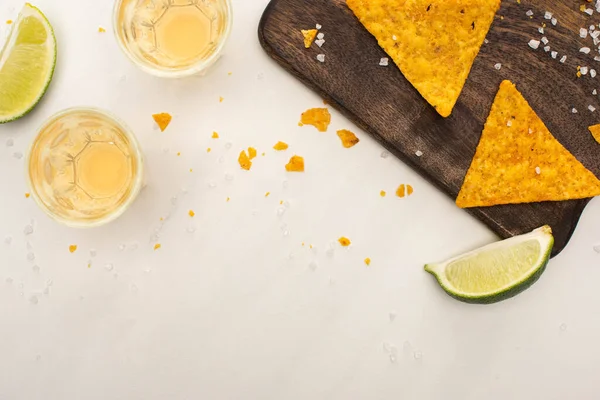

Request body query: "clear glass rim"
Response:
[112, 0, 233, 78]
[26, 106, 145, 229]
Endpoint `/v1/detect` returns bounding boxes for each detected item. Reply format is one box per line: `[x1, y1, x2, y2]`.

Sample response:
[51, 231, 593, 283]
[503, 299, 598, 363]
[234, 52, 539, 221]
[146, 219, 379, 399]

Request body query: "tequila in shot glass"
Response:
[113, 0, 233, 77]
[27, 108, 144, 228]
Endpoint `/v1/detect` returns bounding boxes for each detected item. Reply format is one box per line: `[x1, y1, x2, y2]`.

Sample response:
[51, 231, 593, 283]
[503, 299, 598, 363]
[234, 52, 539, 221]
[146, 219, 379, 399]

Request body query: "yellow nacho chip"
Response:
[152, 113, 172, 132]
[300, 108, 331, 132]
[301, 29, 318, 48]
[337, 129, 360, 148]
[285, 155, 305, 172]
[457, 80, 600, 208]
[589, 124, 600, 144]
[273, 141, 289, 151]
[238, 150, 252, 170]
[346, 0, 500, 117]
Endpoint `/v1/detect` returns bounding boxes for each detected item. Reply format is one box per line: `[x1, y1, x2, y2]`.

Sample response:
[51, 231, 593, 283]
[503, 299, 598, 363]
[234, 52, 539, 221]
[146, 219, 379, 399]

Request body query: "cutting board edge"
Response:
[257, 0, 590, 257]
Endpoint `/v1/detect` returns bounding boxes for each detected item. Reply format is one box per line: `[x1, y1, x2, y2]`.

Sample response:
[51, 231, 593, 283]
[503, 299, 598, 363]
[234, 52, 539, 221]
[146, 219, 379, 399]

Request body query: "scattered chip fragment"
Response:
[300, 108, 331, 132]
[273, 141, 289, 151]
[336, 129, 360, 148]
[152, 113, 172, 132]
[285, 155, 305, 172]
[301, 29, 318, 48]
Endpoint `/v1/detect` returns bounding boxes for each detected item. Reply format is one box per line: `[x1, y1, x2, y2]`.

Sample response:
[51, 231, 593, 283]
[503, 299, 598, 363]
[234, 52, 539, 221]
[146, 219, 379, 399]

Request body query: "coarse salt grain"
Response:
[592, 30, 600, 38]
[315, 39, 325, 47]
[494, 63, 502, 70]
[316, 24, 322, 29]
[544, 46, 550, 52]
[484, 39, 489, 44]
[581, 28, 589, 38]
[535, 167, 541, 175]
[528, 128, 533, 134]
[581, 47, 591, 54]
[528, 39, 540, 49]
[551, 17, 557, 25]
[526, 10, 533, 17]
[582, 66, 589, 75]
[592, 69, 597, 78]
[594, 37, 600, 45]
[592, 25, 596, 31]
[538, 27, 544, 34]
[507, 120, 513, 127]
[585, 8, 594, 16]
[572, 107, 578, 113]
[415, 150, 423, 157]
[594, 89, 598, 95]
[316, 54, 325, 62]
[544, 11, 552, 19]
[379, 57, 389, 66]
[595, 56, 600, 62]
[560, 55, 567, 63]
[392, 35, 397, 40]
[317, 32, 324, 40]
[589, 105, 597, 112]
[551, 51, 558, 59]
[541, 37, 549, 45]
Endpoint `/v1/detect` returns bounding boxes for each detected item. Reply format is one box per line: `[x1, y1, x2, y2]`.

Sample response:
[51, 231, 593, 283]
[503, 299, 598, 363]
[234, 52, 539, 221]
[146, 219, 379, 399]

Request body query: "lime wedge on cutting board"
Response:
[0, 3, 56, 124]
[425, 226, 554, 304]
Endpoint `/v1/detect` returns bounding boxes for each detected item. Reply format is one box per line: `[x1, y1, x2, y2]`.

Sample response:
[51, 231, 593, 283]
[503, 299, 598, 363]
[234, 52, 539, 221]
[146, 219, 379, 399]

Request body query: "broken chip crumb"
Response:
[239, 150, 252, 170]
[338, 237, 351, 247]
[396, 184, 406, 198]
[407, 185, 414, 196]
[380, 190, 386, 197]
[336, 129, 360, 148]
[188, 210, 195, 217]
[589, 124, 600, 144]
[69, 245, 78, 253]
[265, 192, 271, 197]
[25, 193, 30, 198]
[301, 29, 318, 48]
[273, 141, 289, 151]
[212, 131, 219, 139]
[285, 155, 305, 172]
[219, 96, 224, 103]
[6, 20, 13, 24]
[226, 197, 231, 202]
[98, 26, 106, 33]
[248, 147, 257, 160]
[300, 108, 331, 132]
[280, 200, 284, 205]
[177, 152, 181, 156]
[228, 72, 232, 76]
[154, 244, 161, 251]
[189, 168, 193, 172]
[364, 258, 371, 266]
[152, 113, 172, 132]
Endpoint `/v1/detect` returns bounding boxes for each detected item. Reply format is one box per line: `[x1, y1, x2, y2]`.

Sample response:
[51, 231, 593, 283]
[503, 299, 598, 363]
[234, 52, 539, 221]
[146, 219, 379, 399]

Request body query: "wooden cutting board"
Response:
[258, 0, 600, 256]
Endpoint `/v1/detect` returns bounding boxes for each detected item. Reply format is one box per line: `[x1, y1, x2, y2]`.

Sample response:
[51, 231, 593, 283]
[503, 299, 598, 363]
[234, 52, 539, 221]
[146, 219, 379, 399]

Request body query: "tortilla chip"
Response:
[152, 113, 172, 131]
[457, 80, 600, 208]
[300, 108, 331, 132]
[589, 124, 600, 144]
[301, 29, 318, 48]
[273, 141, 289, 151]
[346, 0, 500, 117]
[285, 155, 305, 172]
[238, 150, 252, 171]
[337, 129, 360, 148]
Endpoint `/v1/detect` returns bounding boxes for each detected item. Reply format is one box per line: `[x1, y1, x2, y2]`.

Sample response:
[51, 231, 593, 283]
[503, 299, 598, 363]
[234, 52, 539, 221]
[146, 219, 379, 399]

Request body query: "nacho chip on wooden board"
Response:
[346, 0, 500, 117]
[456, 80, 600, 208]
[589, 124, 600, 144]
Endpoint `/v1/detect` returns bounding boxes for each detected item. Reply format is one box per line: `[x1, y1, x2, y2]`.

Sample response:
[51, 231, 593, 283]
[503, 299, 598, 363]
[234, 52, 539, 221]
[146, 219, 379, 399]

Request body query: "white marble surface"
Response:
[1, 1, 600, 399]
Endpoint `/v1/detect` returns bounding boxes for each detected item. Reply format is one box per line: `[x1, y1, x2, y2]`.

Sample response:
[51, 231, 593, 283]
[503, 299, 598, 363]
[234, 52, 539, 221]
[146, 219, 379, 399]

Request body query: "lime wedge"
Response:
[425, 226, 554, 304]
[0, 3, 56, 124]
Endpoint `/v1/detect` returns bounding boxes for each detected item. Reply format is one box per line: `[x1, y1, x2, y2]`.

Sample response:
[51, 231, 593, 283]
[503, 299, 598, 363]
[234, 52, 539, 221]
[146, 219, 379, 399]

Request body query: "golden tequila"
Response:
[114, 0, 232, 77]
[27, 108, 143, 227]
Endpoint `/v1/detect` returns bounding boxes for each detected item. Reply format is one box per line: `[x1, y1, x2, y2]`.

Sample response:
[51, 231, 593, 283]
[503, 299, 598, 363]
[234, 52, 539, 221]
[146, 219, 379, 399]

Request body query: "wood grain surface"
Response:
[258, 0, 600, 256]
